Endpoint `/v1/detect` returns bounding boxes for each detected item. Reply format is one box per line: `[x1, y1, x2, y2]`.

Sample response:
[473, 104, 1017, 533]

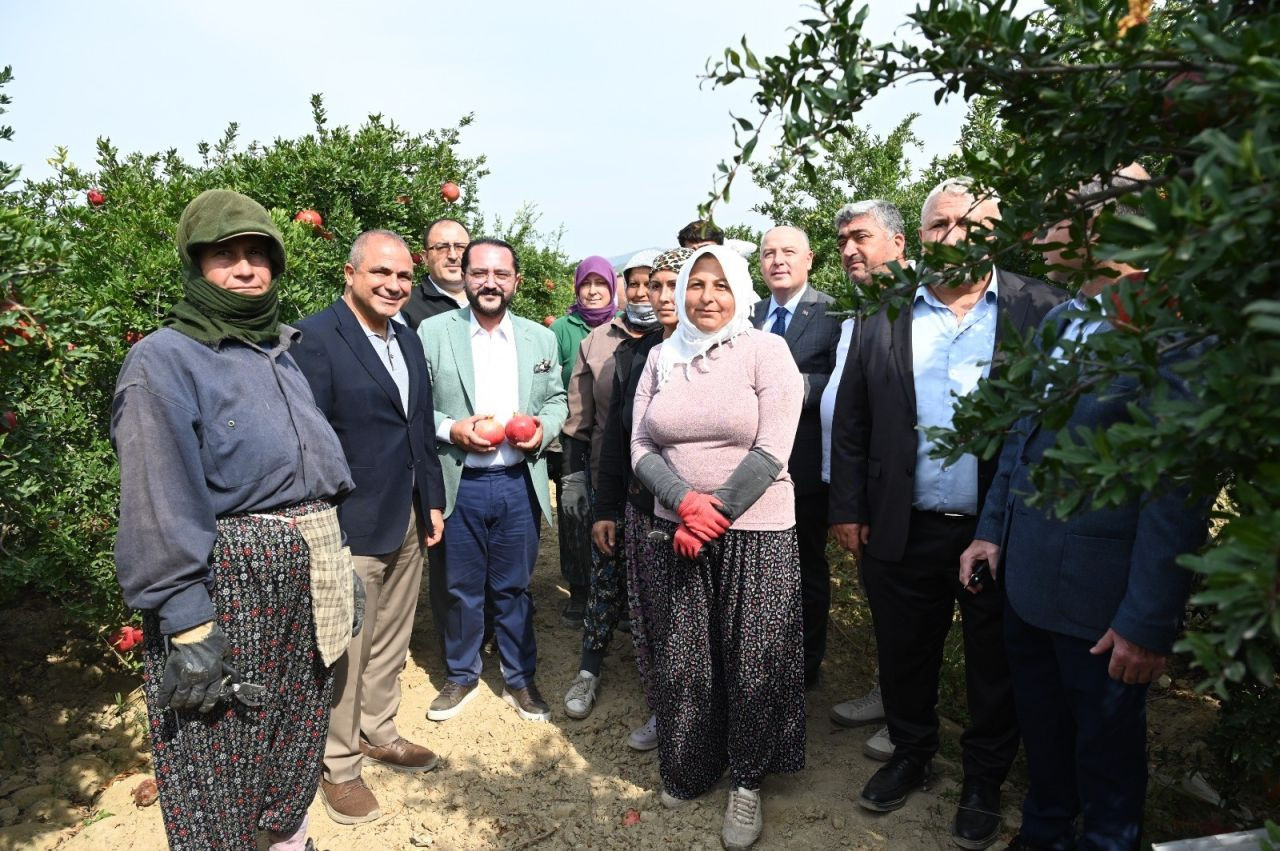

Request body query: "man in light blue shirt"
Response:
[829, 177, 1067, 847]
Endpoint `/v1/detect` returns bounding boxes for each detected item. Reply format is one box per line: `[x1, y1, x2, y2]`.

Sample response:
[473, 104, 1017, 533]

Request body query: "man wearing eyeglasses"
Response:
[417, 238, 567, 723]
[402, 218, 471, 329]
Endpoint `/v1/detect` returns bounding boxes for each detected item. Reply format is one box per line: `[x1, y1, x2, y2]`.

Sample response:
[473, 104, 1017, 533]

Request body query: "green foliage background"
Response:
[706, 0, 1280, 813]
[0, 86, 577, 623]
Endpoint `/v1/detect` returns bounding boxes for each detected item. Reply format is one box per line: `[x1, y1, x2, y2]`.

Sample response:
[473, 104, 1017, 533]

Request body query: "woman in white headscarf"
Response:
[629, 245, 805, 851]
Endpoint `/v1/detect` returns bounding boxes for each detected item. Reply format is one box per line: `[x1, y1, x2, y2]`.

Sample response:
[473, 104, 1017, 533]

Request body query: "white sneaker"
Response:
[830, 682, 885, 727]
[862, 725, 895, 761]
[563, 671, 599, 719]
[626, 714, 659, 751]
[721, 787, 763, 850]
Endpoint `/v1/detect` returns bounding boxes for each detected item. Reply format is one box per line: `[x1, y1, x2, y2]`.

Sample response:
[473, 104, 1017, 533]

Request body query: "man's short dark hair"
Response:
[676, 220, 725, 247]
[422, 217, 468, 247]
[460, 238, 521, 275]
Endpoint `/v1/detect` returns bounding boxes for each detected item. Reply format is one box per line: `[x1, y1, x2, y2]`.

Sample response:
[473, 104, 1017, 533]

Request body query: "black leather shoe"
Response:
[952, 780, 1002, 849]
[857, 755, 932, 812]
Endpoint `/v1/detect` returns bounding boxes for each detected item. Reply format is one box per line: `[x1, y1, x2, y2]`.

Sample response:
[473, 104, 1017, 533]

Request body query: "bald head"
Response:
[759, 225, 814, 302]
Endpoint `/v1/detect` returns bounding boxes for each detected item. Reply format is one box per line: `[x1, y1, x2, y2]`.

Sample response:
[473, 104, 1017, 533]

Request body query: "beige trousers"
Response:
[323, 510, 424, 783]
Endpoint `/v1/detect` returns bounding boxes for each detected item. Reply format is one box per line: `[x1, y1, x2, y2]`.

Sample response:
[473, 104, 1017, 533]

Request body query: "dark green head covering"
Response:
[163, 189, 287, 346]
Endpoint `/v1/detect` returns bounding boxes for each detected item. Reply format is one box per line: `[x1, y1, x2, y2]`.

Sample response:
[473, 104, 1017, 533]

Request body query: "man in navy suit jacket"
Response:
[293, 230, 447, 826]
[959, 166, 1208, 851]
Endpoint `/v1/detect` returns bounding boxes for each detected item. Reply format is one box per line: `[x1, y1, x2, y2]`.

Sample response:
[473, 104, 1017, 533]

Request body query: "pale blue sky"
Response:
[2, 0, 962, 259]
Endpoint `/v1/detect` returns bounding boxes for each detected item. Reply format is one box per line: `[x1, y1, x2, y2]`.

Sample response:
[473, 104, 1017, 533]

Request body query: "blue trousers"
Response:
[1004, 604, 1150, 851]
[443, 466, 541, 688]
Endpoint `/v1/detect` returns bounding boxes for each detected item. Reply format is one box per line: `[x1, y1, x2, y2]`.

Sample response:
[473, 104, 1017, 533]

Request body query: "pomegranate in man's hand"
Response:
[472, 417, 506, 446]
[505, 414, 539, 444]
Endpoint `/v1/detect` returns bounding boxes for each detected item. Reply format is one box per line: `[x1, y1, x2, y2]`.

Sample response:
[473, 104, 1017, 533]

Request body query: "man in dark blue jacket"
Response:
[959, 166, 1208, 851]
[293, 230, 447, 825]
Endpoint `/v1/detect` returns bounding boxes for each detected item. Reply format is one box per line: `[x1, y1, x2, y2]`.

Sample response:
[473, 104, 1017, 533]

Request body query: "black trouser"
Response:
[795, 489, 831, 682]
[859, 509, 1018, 784]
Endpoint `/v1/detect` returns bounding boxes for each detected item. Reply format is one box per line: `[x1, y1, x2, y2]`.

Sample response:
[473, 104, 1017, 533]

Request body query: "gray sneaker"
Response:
[427, 680, 479, 721]
[563, 670, 599, 719]
[721, 787, 763, 849]
[863, 725, 895, 761]
[503, 682, 551, 721]
[627, 714, 659, 751]
[830, 682, 885, 727]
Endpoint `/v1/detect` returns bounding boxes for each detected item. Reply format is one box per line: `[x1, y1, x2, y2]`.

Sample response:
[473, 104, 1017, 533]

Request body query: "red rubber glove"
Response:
[677, 492, 732, 541]
[673, 524, 704, 560]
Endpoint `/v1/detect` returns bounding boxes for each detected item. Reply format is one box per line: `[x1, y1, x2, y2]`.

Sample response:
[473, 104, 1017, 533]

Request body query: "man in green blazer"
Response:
[417, 238, 567, 723]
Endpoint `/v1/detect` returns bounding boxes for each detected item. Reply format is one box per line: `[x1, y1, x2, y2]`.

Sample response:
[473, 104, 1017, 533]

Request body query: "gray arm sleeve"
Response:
[633, 453, 692, 513]
[711, 448, 784, 520]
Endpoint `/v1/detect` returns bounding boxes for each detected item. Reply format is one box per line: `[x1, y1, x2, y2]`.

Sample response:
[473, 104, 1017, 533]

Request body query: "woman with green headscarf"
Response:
[112, 189, 357, 850]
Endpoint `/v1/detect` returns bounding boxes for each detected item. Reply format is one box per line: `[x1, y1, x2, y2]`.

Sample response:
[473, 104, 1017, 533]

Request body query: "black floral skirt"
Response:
[140, 500, 335, 850]
[638, 518, 806, 798]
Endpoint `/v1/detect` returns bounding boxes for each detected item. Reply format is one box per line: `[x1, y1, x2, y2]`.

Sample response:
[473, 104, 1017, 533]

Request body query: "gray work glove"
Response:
[559, 471, 592, 526]
[352, 571, 366, 637]
[159, 622, 233, 713]
[633, 453, 692, 514]
[711, 448, 784, 521]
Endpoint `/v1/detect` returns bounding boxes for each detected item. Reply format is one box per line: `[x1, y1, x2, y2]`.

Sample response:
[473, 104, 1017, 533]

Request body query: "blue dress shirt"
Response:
[911, 274, 1001, 515]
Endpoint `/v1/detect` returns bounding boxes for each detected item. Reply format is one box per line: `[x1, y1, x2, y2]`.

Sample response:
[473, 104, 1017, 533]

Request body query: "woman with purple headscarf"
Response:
[549, 256, 619, 625]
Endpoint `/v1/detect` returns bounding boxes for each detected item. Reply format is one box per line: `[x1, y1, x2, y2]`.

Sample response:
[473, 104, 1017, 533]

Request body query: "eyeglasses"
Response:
[428, 242, 469, 254]
[466, 268, 515, 283]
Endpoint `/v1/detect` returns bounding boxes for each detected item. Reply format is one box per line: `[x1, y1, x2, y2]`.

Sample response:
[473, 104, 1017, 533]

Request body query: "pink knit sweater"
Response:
[631, 329, 803, 531]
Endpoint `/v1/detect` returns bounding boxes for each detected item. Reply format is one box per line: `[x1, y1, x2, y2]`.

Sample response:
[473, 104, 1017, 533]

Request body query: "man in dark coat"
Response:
[959, 165, 1208, 851]
[293, 230, 447, 824]
[830, 178, 1066, 849]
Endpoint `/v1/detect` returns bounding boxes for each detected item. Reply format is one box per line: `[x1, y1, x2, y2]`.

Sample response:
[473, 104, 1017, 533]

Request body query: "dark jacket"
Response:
[976, 302, 1208, 652]
[293, 298, 446, 556]
[750, 286, 842, 497]
[595, 328, 664, 521]
[828, 270, 1066, 563]
[401, 276, 462, 330]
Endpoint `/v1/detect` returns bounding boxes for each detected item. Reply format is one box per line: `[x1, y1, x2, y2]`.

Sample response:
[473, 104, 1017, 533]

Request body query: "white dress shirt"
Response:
[820, 316, 856, 483]
[435, 312, 526, 468]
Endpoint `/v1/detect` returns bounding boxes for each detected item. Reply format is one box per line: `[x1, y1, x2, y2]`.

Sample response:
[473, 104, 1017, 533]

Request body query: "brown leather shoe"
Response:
[320, 776, 380, 825]
[359, 736, 440, 773]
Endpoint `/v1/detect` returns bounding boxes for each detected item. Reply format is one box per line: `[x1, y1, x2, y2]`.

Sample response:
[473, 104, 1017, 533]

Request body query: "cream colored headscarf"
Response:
[655, 244, 757, 386]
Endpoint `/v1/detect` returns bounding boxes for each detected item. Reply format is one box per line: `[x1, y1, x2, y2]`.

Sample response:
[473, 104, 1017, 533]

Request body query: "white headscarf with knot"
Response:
[655, 244, 758, 386]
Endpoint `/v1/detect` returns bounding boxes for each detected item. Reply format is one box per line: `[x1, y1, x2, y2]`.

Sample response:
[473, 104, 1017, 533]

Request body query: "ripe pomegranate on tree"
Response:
[294, 208, 324, 230]
[86, 189, 106, 207]
[440, 182, 460, 203]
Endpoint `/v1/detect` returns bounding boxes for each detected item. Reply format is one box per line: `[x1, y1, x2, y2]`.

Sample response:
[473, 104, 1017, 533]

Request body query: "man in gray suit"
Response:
[750, 225, 842, 688]
[417, 238, 568, 724]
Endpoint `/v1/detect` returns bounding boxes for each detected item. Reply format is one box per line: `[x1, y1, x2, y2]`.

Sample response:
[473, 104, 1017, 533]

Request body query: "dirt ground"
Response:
[0, 528, 1237, 851]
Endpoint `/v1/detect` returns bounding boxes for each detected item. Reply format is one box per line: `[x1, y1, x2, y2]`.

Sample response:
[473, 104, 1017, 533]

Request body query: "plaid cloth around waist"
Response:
[242, 500, 353, 667]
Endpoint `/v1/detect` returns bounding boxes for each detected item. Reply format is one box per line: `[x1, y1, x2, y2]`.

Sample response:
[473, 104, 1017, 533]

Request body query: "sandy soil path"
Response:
[5, 532, 1011, 851]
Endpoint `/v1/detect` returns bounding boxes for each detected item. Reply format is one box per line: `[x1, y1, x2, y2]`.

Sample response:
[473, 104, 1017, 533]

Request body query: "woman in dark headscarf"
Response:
[112, 189, 357, 851]
[550, 255, 618, 625]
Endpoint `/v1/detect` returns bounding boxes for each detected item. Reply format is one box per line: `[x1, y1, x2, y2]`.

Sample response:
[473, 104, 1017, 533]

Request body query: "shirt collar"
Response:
[914, 268, 1001, 308]
[768, 283, 808, 316]
[469, 310, 515, 341]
